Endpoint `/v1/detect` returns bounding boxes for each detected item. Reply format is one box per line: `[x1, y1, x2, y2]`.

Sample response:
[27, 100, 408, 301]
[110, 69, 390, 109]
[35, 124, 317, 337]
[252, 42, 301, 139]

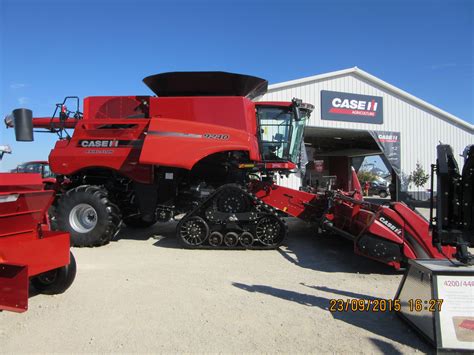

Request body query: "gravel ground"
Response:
[1, 219, 430, 353]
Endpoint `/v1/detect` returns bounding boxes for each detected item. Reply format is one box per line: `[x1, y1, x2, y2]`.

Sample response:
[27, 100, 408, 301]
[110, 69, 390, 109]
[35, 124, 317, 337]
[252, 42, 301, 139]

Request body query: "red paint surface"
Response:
[0, 173, 71, 313]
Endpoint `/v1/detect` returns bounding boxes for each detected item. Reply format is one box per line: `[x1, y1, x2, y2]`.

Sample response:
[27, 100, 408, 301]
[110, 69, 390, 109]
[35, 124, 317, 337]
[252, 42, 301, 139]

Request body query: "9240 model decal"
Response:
[148, 131, 230, 140]
[203, 133, 229, 140]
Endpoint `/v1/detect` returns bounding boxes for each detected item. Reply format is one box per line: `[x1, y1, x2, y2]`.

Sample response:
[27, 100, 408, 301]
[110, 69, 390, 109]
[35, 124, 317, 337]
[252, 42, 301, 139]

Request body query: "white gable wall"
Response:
[260, 73, 473, 190]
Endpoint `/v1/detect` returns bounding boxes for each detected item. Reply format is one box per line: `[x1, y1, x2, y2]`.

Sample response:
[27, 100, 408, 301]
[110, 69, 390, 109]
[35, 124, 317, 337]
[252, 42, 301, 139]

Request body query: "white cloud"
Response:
[18, 97, 29, 105]
[10, 83, 28, 89]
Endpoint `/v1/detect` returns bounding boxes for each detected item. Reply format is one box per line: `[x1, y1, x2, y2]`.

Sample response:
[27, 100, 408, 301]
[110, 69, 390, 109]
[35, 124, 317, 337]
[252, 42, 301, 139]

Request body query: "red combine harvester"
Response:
[5, 72, 454, 268]
[0, 148, 76, 312]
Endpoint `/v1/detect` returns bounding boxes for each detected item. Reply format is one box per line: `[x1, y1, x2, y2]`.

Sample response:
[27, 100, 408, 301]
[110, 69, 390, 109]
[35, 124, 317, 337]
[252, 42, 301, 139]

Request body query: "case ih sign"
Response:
[321, 90, 383, 124]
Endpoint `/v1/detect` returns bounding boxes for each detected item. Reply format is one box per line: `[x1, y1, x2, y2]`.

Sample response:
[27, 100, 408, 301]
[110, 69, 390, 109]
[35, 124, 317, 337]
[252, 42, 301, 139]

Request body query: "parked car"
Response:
[369, 181, 389, 198]
[12, 161, 56, 189]
[13, 161, 54, 178]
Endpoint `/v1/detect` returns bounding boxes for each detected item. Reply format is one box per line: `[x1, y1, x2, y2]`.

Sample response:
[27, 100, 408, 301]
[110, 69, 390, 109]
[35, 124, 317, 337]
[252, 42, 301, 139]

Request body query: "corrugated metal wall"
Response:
[260, 73, 473, 191]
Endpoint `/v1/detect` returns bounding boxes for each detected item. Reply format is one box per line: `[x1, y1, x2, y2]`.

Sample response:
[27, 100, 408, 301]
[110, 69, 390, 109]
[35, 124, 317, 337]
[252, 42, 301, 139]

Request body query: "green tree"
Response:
[357, 170, 378, 184]
[409, 162, 430, 192]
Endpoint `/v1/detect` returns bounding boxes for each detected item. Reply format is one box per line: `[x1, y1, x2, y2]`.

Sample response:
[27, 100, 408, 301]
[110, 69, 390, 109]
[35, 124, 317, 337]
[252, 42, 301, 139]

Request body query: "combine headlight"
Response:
[300, 103, 315, 112]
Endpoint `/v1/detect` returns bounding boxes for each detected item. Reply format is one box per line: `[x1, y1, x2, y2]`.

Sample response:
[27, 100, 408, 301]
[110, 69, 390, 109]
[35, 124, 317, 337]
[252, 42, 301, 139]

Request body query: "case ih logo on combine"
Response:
[378, 216, 402, 236]
[321, 90, 383, 124]
[80, 140, 119, 148]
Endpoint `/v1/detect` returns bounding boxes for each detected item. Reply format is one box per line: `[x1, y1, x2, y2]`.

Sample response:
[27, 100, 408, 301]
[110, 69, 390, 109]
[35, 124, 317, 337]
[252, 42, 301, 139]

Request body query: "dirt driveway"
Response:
[0, 219, 429, 353]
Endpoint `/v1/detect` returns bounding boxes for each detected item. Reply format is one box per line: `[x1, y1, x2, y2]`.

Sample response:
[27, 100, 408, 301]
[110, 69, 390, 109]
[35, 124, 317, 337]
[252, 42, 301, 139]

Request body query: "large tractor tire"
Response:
[123, 214, 157, 228]
[31, 252, 77, 295]
[56, 185, 121, 247]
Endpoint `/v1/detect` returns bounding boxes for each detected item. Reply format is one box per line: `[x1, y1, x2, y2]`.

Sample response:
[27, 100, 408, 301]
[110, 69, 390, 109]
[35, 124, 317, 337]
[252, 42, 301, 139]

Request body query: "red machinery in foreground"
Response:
[0, 172, 76, 312]
[5, 72, 456, 269]
[249, 169, 455, 269]
[322, 193, 451, 269]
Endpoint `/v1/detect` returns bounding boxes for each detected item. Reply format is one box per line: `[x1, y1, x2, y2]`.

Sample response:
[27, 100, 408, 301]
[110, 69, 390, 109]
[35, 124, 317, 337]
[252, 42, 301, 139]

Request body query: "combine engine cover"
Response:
[140, 117, 260, 169]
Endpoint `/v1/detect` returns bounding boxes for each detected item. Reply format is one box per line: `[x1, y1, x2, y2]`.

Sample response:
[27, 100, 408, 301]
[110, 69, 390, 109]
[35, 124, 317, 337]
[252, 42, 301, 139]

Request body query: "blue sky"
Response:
[0, 0, 472, 171]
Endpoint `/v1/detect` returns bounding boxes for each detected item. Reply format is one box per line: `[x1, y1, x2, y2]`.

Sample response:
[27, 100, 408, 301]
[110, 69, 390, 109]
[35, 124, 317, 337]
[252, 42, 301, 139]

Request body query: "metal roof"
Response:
[268, 67, 473, 132]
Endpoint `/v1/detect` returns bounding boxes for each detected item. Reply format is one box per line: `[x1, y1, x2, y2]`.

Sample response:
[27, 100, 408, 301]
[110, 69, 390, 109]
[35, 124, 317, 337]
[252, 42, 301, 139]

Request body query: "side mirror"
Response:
[12, 108, 34, 141]
[292, 98, 302, 121]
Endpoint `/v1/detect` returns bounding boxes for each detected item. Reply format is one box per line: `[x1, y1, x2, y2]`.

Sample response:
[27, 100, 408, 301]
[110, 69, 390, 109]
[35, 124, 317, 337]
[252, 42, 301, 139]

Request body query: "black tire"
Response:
[379, 191, 388, 198]
[31, 252, 77, 295]
[56, 185, 121, 247]
[123, 214, 157, 228]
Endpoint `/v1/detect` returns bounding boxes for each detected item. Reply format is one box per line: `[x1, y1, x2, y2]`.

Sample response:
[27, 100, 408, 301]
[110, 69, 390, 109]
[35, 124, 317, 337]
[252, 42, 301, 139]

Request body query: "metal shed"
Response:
[259, 67, 473, 196]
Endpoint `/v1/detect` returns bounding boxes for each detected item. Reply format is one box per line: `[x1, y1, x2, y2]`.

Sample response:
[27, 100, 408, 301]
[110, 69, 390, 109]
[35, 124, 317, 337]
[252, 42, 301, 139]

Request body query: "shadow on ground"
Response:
[113, 221, 178, 244]
[232, 282, 429, 352]
[279, 219, 401, 275]
[113, 218, 401, 275]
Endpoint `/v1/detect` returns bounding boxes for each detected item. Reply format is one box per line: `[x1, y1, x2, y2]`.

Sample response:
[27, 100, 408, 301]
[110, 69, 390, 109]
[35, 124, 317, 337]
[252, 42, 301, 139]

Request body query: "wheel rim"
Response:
[209, 231, 223, 246]
[224, 232, 239, 247]
[216, 190, 248, 213]
[180, 217, 209, 246]
[36, 269, 58, 285]
[69, 203, 98, 233]
[256, 216, 283, 246]
[239, 231, 254, 247]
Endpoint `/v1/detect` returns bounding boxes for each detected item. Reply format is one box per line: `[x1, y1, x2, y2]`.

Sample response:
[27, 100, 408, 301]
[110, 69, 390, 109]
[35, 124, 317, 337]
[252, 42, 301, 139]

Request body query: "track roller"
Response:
[239, 231, 254, 247]
[209, 231, 224, 247]
[224, 232, 239, 247]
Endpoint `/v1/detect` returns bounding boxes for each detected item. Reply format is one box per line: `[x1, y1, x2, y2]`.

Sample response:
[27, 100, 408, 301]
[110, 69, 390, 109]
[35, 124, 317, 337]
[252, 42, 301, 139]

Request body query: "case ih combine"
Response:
[5, 72, 459, 268]
[0, 146, 76, 312]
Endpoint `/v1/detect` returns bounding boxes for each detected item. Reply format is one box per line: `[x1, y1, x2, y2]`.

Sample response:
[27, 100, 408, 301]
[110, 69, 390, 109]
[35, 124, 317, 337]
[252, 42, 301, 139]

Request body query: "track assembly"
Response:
[176, 184, 287, 249]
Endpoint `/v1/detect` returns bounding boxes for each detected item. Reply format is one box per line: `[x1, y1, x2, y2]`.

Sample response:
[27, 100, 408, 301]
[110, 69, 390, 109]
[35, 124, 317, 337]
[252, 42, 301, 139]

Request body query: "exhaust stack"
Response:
[12, 108, 33, 141]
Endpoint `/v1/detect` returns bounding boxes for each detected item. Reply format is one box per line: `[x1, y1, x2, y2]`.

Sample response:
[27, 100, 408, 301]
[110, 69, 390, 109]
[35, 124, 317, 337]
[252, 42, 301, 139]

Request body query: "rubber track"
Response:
[176, 183, 288, 250]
